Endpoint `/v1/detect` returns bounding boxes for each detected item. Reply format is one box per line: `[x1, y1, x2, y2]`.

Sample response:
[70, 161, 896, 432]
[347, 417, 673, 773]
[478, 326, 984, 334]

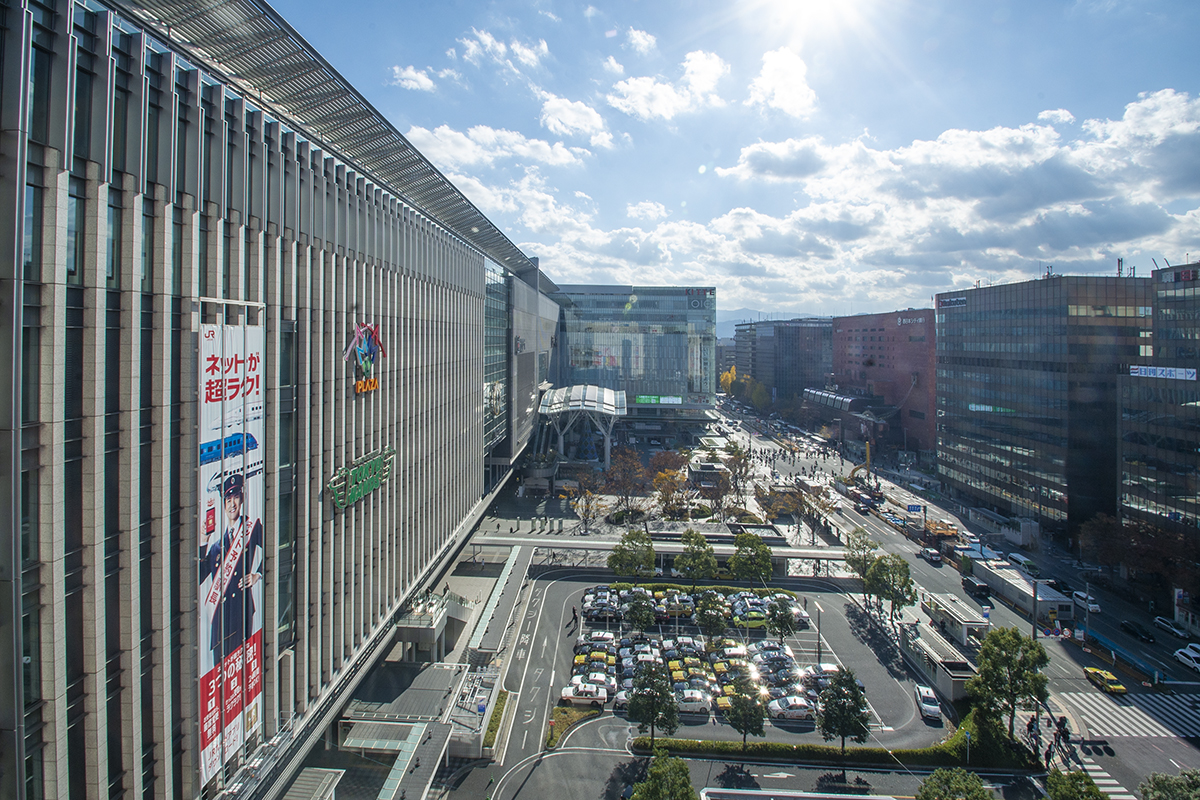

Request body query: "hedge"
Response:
[483, 690, 508, 748]
[630, 709, 1038, 771]
[607, 582, 796, 600]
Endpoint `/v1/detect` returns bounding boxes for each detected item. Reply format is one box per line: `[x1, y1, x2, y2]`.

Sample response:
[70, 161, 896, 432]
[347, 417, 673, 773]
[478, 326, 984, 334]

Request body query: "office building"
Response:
[935, 277, 1152, 534]
[552, 285, 716, 420]
[715, 337, 736, 377]
[0, 0, 556, 798]
[832, 310, 936, 454]
[733, 318, 832, 403]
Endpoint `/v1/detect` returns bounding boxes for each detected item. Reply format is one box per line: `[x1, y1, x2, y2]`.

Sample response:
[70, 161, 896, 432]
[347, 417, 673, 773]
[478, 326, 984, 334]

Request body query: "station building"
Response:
[0, 0, 557, 798]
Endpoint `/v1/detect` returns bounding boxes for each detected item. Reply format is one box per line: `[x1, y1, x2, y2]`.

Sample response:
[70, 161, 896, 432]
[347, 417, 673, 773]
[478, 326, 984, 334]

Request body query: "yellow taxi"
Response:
[714, 696, 734, 714]
[1084, 667, 1126, 694]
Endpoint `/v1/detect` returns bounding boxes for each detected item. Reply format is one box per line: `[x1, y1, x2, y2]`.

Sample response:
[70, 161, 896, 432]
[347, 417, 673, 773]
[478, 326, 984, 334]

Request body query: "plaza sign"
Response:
[327, 447, 396, 509]
[635, 395, 683, 405]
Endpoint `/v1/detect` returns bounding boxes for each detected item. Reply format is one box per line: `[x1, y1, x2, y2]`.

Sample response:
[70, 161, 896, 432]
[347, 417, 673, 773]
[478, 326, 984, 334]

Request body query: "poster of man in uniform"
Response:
[198, 324, 265, 783]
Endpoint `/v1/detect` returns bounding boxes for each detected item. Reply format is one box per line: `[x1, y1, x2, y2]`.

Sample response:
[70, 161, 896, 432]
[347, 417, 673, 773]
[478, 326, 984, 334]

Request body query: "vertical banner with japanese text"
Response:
[198, 324, 265, 783]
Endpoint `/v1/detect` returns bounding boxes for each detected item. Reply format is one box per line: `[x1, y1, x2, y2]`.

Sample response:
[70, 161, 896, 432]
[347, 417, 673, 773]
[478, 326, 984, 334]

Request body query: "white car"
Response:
[1073, 591, 1102, 614]
[572, 672, 617, 695]
[1154, 616, 1189, 638]
[1174, 649, 1200, 673]
[767, 696, 814, 720]
[561, 683, 607, 707]
[676, 689, 711, 714]
[914, 685, 941, 720]
[921, 548, 942, 563]
[748, 642, 795, 658]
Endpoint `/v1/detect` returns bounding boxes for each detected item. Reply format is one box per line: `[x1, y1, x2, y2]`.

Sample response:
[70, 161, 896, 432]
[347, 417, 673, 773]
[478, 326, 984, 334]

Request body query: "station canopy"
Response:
[538, 385, 627, 418]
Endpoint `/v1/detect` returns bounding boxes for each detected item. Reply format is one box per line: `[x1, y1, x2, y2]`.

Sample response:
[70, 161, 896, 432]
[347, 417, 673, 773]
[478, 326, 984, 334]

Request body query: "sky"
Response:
[269, 0, 1200, 316]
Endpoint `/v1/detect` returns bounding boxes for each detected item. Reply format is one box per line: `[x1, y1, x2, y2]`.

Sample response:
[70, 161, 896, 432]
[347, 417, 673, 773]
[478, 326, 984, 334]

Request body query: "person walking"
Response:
[571, 605, 578, 624]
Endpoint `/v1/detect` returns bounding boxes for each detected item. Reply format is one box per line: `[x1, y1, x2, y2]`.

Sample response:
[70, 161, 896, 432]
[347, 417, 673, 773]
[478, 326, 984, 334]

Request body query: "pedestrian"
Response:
[572, 605, 578, 622]
[1045, 745, 1054, 769]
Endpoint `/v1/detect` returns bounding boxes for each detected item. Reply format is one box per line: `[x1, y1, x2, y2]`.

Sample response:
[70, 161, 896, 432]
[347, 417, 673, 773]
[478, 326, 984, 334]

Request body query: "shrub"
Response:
[608, 582, 795, 599]
[483, 690, 508, 748]
[691, 504, 712, 518]
[608, 509, 647, 525]
[546, 705, 600, 748]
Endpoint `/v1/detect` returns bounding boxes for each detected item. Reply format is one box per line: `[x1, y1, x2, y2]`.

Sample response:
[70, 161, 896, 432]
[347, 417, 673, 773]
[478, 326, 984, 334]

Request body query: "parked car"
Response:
[675, 689, 711, 715]
[1119, 619, 1155, 643]
[1084, 667, 1127, 694]
[767, 696, 814, 721]
[1073, 591, 1102, 614]
[1154, 616, 1189, 638]
[914, 685, 941, 720]
[560, 683, 607, 707]
[1173, 649, 1200, 673]
[921, 547, 942, 563]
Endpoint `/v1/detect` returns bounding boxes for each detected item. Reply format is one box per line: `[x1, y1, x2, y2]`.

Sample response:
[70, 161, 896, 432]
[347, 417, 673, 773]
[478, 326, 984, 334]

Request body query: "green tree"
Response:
[723, 677, 766, 751]
[673, 529, 717, 591]
[628, 662, 679, 750]
[915, 768, 992, 800]
[865, 553, 917, 621]
[965, 626, 1050, 739]
[1138, 768, 1200, 800]
[694, 593, 728, 644]
[606, 445, 648, 516]
[817, 668, 870, 755]
[844, 527, 879, 604]
[631, 748, 700, 800]
[766, 598, 797, 646]
[608, 528, 656, 581]
[1047, 770, 1106, 800]
[625, 594, 656, 634]
[729, 532, 773, 583]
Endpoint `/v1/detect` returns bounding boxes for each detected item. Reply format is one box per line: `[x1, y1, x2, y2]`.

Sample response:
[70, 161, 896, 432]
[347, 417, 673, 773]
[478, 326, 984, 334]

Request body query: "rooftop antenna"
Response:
[1152, 258, 1161, 269]
[1117, 257, 1123, 277]
[1164, 258, 1172, 267]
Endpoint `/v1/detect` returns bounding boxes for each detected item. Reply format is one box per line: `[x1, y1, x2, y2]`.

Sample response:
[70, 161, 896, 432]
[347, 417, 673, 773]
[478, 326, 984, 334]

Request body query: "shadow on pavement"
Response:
[844, 603, 907, 679]
[714, 763, 758, 789]
[603, 758, 647, 800]
[815, 770, 872, 794]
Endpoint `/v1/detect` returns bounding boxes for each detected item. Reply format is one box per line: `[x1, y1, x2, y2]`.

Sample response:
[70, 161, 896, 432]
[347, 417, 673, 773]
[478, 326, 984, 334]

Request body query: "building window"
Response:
[24, 167, 43, 281]
[142, 199, 154, 292]
[73, 62, 94, 160]
[107, 189, 122, 288]
[27, 45, 52, 144]
[21, 303, 40, 424]
[909, 409, 926, 420]
[67, 178, 86, 285]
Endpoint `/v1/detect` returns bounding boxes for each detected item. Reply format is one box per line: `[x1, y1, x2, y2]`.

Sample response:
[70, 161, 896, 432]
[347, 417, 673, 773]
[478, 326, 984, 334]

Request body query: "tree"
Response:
[965, 626, 1049, 739]
[649, 449, 689, 476]
[628, 662, 679, 750]
[817, 667, 870, 755]
[723, 445, 753, 507]
[608, 528, 656, 581]
[729, 532, 773, 583]
[631, 748, 700, 800]
[564, 470, 608, 535]
[1047, 770, 1106, 800]
[625, 594, 656, 633]
[915, 768, 992, 800]
[844, 527, 879, 604]
[719, 365, 737, 395]
[606, 446, 648, 516]
[654, 468, 689, 519]
[673, 529, 717, 591]
[1138, 769, 1200, 800]
[694, 593, 728, 644]
[698, 472, 732, 522]
[865, 554, 917, 621]
[766, 598, 797, 646]
[723, 677, 766, 751]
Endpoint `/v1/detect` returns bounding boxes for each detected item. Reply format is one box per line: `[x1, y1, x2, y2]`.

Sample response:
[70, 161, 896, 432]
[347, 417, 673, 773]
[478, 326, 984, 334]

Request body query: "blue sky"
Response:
[271, 0, 1200, 315]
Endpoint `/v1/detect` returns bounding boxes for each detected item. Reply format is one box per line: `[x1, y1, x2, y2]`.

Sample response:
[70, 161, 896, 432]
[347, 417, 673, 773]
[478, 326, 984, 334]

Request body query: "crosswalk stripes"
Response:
[1080, 754, 1136, 800]
[1060, 691, 1200, 738]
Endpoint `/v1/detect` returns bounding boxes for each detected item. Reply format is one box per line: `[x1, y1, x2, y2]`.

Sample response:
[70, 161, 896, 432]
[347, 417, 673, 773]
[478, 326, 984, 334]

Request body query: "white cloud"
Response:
[627, 28, 657, 54]
[540, 10, 560, 22]
[445, 47, 457, 60]
[539, 92, 607, 136]
[746, 47, 817, 118]
[459, 28, 507, 65]
[584, 5, 599, 18]
[607, 50, 729, 121]
[1039, 108, 1076, 125]
[405, 124, 589, 169]
[390, 65, 435, 92]
[627, 201, 670, 220]
[437, 68, 462, 82]
[590, 131, 615, 148]
[511, 38, 550, 68]
[603, 55, 624, 75]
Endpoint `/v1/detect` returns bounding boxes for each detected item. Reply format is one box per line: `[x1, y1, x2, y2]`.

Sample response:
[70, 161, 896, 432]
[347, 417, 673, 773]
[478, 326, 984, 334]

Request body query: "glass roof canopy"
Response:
[113, 0, 536, 274]
[538, 385, 627, 418]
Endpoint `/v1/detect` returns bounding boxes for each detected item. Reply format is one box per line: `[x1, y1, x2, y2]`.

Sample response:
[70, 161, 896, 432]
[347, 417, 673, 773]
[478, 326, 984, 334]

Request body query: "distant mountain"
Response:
[715, 308, 820, 338]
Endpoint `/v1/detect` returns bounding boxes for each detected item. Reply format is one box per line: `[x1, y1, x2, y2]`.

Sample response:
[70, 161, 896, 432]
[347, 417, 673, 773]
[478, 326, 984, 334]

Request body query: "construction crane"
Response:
[847, 442, 871, 484]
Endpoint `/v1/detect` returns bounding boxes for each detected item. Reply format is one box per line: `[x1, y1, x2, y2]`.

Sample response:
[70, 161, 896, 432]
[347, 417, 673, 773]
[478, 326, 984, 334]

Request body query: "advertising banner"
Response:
[198, 324, 265, 783]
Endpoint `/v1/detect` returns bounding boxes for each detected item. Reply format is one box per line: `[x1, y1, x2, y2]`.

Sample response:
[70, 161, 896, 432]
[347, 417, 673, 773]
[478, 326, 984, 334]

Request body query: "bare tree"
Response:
[605, 446, 648, 517]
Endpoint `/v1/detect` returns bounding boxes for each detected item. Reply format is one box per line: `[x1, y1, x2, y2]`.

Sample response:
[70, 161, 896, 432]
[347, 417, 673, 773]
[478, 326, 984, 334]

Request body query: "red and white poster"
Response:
[198, 324, 265, 783]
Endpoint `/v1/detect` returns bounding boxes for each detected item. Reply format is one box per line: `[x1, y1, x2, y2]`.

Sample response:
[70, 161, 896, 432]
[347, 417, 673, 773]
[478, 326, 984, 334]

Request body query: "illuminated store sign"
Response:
[938, 297, 967, 308]
[327, 447, 396, 509]
[636, 395, 683, 405]
[1129, 365, 1197, 381]
[344, 322, 386, 394]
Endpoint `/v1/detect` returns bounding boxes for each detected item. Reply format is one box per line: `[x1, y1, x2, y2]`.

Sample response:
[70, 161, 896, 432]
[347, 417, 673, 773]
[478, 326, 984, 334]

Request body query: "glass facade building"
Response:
[935, 277, 1152, 533]
[552, 285, 716, 419]
[0, 0, 556, 798]
[733, 318, 833, 403]
[1119, 264, 1200, 553]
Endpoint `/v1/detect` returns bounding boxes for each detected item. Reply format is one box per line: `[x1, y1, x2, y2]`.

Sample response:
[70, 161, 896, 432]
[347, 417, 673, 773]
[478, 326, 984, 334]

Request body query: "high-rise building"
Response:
[832, 310, 936, 453]
[552, 285, 716, 420]
[1118, 263, 1200, 614]
[733, 318, 832, 403]
[935, 277, 1152, 534]
[0, 0, 556, 798]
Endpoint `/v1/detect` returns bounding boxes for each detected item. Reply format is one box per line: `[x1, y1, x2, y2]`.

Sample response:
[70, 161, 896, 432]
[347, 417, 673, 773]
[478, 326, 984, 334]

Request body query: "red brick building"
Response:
[831, 309, 936, 454]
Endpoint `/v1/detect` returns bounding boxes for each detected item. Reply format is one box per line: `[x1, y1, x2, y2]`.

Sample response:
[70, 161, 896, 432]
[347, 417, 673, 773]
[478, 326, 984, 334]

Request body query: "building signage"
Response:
[1129, 365, 1198, 381]
[197, 324, 266, 784]
[635, 395, 683, 405]
[1164, 269, 1198, 282]
[343, 322, 386, 394]
[938, 297, 967, 308]
[897, 316, 926, 325]
[327, 447, 396, 509]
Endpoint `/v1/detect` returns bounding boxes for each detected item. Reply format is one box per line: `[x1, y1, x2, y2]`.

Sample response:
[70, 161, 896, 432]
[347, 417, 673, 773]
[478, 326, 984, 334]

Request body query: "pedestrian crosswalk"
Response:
[1061, 691, 1200, 738]
[1080, 754, 1137, 800]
